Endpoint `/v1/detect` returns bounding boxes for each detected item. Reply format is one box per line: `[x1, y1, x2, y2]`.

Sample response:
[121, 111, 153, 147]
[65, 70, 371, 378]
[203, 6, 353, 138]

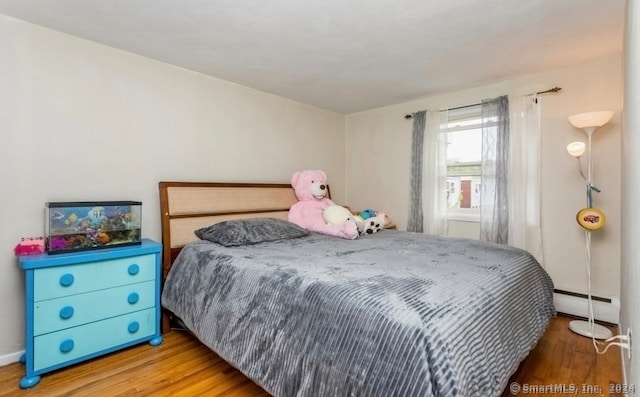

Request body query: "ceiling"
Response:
[0, 0, 626, 114]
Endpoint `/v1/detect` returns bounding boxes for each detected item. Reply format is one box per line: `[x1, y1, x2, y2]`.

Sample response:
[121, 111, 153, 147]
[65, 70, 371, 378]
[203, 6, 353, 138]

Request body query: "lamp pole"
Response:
[567, 111, 614, 340]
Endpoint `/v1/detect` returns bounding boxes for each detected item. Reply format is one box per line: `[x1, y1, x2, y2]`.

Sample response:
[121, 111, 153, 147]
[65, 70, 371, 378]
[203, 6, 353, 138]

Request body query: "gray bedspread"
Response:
[162, 231, 555, 397]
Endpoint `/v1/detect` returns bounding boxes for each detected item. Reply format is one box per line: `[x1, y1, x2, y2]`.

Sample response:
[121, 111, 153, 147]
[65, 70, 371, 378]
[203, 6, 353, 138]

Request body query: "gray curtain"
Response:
[407, 110, 426, 233]
[480, 96, 509, 244]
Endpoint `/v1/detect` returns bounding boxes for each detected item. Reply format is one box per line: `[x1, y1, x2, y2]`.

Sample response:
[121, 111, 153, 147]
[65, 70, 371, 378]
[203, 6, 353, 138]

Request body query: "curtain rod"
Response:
[530, 86, 562, 96]
[403, 86, 562, 119]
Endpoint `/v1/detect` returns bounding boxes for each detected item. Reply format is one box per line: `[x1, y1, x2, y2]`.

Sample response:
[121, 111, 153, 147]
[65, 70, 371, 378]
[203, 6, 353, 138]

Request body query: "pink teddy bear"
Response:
[288, 170, 359, 240]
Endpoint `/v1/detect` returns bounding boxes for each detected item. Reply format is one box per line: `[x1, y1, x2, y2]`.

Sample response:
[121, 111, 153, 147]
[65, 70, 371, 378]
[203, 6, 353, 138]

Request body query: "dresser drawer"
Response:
[34, 254, 156, 301]
[33, 280, 156, 336]
[33, 307, 156, 372]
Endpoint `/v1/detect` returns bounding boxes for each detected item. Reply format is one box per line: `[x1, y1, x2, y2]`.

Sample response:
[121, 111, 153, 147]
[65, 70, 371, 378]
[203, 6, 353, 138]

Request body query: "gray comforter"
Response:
[162, 231, 555, 397]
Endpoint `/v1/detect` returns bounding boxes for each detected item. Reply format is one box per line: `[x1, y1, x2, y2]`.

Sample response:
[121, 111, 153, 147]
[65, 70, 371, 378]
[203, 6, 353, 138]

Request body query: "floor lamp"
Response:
[566, 110, 614, 340]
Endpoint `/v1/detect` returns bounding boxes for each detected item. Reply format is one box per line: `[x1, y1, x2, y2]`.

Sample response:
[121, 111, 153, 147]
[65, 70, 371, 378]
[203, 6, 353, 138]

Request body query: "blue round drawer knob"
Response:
[59, 306, 74, 320]
[127, 292, 139, 304]
[128, 321, 140, 334]
[128, 264, 140, 275]
[59, 339, 74, 353]
[59, 273, 74, 287]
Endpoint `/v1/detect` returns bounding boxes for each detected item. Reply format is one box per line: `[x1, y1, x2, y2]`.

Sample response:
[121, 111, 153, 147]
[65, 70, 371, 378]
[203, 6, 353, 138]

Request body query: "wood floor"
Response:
[0, 315, 623, 397]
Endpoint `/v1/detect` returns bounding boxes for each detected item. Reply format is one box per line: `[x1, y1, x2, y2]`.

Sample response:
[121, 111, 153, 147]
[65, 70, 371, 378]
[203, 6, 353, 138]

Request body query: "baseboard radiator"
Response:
[553, 289, 620, 325]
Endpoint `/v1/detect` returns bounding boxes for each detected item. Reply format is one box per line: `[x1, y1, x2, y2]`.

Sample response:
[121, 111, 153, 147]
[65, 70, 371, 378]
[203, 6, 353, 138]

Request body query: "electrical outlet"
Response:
[615, 328, 632, 359]
[627, 328, 632, 360]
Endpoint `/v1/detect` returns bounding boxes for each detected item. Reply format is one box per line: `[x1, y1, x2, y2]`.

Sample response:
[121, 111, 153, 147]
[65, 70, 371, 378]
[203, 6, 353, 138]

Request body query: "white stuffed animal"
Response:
[323, 205, 357, 227]
[357, 214, 385, 235]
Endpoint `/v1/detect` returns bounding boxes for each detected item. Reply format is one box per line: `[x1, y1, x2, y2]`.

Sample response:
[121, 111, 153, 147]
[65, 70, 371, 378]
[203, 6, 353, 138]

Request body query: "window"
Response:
[445, 105, 482, 220]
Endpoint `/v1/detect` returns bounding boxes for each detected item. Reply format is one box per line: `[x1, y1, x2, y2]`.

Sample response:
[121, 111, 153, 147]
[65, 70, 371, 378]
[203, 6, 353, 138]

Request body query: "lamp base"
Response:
[568, 319, 613, 340]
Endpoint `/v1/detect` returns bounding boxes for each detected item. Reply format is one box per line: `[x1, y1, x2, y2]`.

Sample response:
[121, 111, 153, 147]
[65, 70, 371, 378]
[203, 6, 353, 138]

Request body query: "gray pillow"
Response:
[194, 217, 309, 247]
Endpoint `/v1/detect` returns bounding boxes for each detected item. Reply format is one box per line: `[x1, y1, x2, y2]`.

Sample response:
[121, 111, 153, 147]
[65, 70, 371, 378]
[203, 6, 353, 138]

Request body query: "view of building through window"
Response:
[445, 105, 482, 211]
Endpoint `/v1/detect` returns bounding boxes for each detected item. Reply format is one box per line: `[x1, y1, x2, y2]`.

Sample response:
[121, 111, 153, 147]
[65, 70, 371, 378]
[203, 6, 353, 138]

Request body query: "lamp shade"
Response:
[568, 111, 614, 129]
[567, 141, 586, 157]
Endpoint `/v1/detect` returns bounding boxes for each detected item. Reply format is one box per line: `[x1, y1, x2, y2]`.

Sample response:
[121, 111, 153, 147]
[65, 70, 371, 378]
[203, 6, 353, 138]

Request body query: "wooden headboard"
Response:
[158, 181, 300, 274]
[158, 181, 302, 331]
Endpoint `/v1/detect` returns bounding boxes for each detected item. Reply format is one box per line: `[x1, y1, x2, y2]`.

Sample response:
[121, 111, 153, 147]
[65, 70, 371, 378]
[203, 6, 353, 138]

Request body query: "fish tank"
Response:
[45, 201, 142, 254]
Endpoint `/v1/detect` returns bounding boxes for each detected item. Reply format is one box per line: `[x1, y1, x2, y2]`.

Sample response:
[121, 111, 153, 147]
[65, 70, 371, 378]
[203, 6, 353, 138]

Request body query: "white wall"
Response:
[346, 56, 622, 302]
[0, 15, 346, 359]
[620, 0, 640, 386]
[447, 220, 480, 240]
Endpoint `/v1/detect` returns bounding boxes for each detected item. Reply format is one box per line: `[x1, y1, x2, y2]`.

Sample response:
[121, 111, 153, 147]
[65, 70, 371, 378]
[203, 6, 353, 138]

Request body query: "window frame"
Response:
[444, 105, 482, 222]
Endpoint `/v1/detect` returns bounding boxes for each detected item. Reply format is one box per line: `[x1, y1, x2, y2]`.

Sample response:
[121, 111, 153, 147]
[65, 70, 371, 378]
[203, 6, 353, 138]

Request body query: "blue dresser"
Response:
[18, 239, 163, 388]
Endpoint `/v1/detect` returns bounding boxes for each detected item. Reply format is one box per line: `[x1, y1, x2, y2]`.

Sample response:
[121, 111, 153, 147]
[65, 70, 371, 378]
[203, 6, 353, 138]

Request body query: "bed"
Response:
[159, 181, 555, 397]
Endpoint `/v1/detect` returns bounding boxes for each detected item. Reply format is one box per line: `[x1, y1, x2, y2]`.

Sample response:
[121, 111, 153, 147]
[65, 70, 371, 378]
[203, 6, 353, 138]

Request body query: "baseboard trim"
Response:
[0, 350, 23, 367]
[553, 290, 620, 324]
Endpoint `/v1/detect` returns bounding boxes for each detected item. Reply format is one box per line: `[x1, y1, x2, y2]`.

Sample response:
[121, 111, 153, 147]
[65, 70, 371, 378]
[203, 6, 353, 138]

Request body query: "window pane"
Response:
[447, 128, 481, 163]
[445, 105, 482, 210]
